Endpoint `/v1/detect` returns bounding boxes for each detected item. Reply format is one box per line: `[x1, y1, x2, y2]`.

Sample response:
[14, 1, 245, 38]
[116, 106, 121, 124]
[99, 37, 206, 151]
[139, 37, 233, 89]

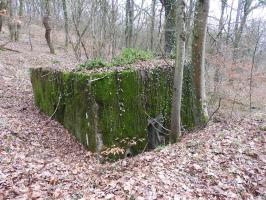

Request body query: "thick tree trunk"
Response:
[62, 0, 69, 47]
[8, 0, 21, 41]
[43, 0, 55, 54]
[191, 0, 209, 125]
[125, 0, 134, 48]
[163, 0, 176, 55]
[185, 0, 195, 57]
[171, 0, 186, 142]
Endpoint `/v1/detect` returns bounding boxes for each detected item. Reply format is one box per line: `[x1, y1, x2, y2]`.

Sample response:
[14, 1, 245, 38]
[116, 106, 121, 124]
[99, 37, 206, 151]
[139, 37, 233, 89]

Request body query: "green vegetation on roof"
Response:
[78, 48, 153, 70]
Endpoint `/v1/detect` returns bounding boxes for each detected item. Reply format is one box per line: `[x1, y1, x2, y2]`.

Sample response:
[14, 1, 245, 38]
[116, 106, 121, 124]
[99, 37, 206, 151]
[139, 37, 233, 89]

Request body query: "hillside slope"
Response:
[0, 25, 265, 199]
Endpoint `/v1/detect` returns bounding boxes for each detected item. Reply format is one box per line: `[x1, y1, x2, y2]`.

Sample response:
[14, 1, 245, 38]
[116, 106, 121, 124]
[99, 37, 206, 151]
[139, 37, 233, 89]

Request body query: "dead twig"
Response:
[48, 93, 62, 120]
[0, 41, 21, 53]
[195, 97, 222, 132]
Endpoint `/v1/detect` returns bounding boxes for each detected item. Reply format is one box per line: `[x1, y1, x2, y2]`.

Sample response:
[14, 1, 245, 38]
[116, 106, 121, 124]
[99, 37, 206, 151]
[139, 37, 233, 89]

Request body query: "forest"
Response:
[0, 0, 265, 199]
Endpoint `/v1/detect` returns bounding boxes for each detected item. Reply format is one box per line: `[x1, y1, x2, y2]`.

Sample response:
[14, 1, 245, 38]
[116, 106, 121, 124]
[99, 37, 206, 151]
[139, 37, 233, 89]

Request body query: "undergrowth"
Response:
[78, 48, 153, 70]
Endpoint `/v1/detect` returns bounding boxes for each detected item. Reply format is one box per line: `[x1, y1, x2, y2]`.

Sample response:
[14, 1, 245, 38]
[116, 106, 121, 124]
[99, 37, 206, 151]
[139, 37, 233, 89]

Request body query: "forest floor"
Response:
[0, 25, 266, 199]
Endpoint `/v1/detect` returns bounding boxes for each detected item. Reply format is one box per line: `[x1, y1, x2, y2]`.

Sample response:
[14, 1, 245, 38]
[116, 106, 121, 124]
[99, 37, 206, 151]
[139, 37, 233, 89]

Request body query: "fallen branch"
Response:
[87, 75, 108, 85]
[0, 41, 21, 53]
[144, 111, 171, 133]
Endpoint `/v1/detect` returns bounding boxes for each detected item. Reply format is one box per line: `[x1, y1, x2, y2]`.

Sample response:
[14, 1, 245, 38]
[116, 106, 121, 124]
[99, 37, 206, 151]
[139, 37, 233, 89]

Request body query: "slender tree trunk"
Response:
[249, 22, 262, 111]
[0, 0, 7, 32]
[62, 0, 69, 47]
[233, 0, 253, 63]
[125, 0, 134, 48]
[214, 0, 227, 92]
[226, 0, 234, 44]
[111, 0, 117, 57]
[150, 0, 156, 50]
[19, 0, 23, 16]
[171, 0, 186, 142]
[191, 0, 209, 125]
[43, 0, 55, 54]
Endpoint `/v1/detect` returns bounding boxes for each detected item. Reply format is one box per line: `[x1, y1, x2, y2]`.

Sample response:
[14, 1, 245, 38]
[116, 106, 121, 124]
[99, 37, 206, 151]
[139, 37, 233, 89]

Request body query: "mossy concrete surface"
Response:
[30, 67, 195, 155]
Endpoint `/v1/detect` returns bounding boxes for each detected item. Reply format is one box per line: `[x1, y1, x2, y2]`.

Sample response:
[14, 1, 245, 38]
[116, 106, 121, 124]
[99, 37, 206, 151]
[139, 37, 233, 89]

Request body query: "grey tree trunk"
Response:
[111, 0, 117, 57]
[191, 0, 209, 125]
[19, 0, 23, 16]
[233, 0, 257, 63]
[226, 0, 234, 44]
[43, 0, 55, 54]
[150, 0, 156, 50]
[171, 0, 186, 142]
[0, 0, 7, 32]
[125, 0, 134, 48]
[185, 0, 195, 57]
[213, 0, 227, 91]
[62, 0, 69, 47]
[8, 0, 21, 41]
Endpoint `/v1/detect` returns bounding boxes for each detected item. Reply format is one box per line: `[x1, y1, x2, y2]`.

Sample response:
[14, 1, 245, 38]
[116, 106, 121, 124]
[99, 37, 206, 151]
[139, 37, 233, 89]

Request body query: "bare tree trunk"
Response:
[125, 0, 134, 48]
[100, 0, 108, 57]
[191, 0, 209, 125]
[171, 0, 186, 142]
[226, 0, 234, 44]
[43, 0, 55, 54]
[62, 0, 69, 47]
[8, 0, 21, 41]
[150, 0, 156, 50]
[19, 0, 23, 16]
[185, 0, 195, 57]
[111, 0, 117, 57]
[233, 0, 255, 63]
[0, 0, 7, 32]
[213, 0, 227, 92]
[249, 22, 262, 111]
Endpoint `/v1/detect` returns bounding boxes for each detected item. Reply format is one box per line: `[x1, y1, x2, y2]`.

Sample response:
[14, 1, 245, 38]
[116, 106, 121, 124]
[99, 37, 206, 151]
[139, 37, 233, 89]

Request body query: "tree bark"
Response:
[0, 0, 7, 32]
[185, 0, 195, 57]
[62, 0, 69, 47]
[191, 0, 209, 125]
[150, 0, 156, 50]
[171, 0, 186, 142]
[43, 0, 55, 54]
[19, 0, 23, 16]
[125, 0, 134, 48]
[111, 0, 117, 57]
[161, 0, 177, 55]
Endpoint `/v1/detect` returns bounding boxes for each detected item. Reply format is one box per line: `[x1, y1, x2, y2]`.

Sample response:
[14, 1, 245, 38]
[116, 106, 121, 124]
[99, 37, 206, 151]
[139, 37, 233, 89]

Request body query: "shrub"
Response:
[79, 58, 107, 69]
[111, 48, 153, 66]
[78, 48, 153, 70]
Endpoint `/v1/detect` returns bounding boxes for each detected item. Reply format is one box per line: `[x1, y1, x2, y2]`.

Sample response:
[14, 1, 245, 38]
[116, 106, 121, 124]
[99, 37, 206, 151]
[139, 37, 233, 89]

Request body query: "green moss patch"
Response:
[30, 65, 196, 158]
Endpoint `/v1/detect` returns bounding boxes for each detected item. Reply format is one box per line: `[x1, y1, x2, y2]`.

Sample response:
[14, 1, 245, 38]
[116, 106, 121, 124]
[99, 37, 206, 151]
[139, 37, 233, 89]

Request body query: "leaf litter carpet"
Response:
[0, 42, 265, 199]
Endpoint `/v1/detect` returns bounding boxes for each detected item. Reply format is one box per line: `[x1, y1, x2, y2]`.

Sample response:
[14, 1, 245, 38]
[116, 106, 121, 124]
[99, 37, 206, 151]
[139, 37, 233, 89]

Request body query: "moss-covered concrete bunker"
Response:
[30, 66, 195, 156]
